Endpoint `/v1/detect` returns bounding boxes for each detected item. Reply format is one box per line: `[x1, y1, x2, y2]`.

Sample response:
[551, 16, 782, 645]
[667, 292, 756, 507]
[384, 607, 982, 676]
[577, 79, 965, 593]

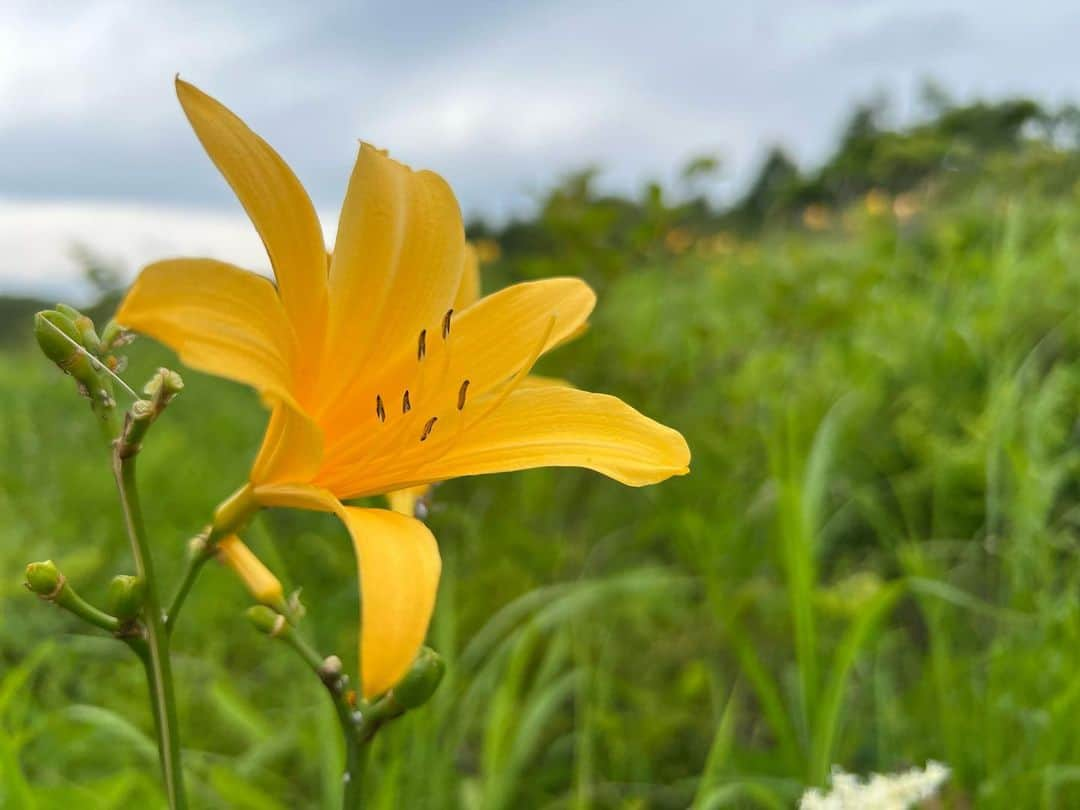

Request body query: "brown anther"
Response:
[457, 379, 470, 410]
[376, 394, 386, 423]
[417, 329, 427, 361]
[420, 416, 438, 442]
[442, 309, 454, 340]
[402, 390, 412, 413]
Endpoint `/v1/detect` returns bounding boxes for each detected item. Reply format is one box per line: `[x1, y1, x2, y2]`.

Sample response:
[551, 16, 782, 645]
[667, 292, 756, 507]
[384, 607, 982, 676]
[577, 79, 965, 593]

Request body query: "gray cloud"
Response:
[2, 0, 1080, 293]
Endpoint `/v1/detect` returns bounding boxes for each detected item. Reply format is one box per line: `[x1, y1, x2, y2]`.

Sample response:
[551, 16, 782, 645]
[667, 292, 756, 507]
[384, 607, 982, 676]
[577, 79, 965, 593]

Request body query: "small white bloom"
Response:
[799, 761, 950, 810]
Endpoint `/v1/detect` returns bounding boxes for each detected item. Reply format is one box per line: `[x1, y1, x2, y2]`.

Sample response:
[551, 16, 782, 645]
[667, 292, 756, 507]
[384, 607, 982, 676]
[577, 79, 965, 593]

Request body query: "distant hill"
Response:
[468, 86, 1080, 289]
[0, 296, 50, 347]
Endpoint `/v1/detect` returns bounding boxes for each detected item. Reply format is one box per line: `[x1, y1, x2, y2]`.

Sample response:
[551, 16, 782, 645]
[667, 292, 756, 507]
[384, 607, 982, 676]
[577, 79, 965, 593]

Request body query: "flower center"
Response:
[370, 308, 468, 446]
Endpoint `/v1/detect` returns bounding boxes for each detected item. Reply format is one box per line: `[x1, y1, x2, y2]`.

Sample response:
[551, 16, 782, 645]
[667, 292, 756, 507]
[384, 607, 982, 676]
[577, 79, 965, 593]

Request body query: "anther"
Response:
[420, 416, 438, 442]
[402, 390, 411, 413]
[442, 309, 454, 340]
[375, 395, 386, 423]
[417, 329, 427, 361]
[457, 379, 470, 410]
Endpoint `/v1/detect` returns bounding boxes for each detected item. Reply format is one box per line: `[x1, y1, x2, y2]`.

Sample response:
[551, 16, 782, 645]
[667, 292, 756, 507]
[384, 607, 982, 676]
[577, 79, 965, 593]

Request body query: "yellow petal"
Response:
[340, 507, 441, 699]
[518, 375, 574, 390]
[237, 487, 440, 699]
[216, 535, 284, 608]
[175, 79, 327, 366]
[117, 258, 294, 395]
[453, 243, 481, 311]
[387, 485, 429, 516]
[319, 144, 465, 409]
[250, 399, 323, 487]
[444, 278, 595, 398]
[251, 482, 340, 513]
[414, 382, 690, 487]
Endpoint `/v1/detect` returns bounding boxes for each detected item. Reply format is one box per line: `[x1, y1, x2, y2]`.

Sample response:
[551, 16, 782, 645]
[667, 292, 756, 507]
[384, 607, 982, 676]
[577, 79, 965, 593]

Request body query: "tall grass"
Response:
[5, 181, 1080, 806]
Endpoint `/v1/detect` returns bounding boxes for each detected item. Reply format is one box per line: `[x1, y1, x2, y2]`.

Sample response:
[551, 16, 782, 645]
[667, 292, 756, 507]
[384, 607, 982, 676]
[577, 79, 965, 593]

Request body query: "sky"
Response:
[3, 0, 1080, 300]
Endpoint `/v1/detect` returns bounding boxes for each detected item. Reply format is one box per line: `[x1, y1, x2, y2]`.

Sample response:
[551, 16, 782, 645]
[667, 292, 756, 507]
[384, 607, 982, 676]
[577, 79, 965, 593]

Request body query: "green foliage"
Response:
[11, 99, 1080, 808]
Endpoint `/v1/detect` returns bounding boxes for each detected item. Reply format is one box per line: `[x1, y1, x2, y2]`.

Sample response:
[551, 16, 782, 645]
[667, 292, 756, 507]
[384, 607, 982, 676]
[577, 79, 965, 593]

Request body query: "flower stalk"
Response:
[113, 401, 187, 810]
[247, 601, 447, 807]
[247, 605, 368, 807]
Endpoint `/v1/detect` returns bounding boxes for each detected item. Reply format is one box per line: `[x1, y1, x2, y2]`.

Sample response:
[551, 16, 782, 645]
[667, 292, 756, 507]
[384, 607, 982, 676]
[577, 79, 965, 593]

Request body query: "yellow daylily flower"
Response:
[117, 79, 691, 699]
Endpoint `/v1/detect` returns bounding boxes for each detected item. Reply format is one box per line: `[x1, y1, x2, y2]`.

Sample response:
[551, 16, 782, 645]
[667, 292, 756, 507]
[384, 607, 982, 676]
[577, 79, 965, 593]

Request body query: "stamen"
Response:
[402, 390, 411, 413]
[420, 416, 438, 442]
[457, 379, 470, 410]
[375, 395, 386, 423]
[442, 309, 454, 340]
[417, 329, 427, 361]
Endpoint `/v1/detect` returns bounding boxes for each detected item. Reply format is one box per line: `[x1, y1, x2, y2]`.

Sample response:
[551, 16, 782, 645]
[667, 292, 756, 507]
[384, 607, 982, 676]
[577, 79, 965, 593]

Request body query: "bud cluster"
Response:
[24, 560, 139, 636]
[33, 305, 130, 441]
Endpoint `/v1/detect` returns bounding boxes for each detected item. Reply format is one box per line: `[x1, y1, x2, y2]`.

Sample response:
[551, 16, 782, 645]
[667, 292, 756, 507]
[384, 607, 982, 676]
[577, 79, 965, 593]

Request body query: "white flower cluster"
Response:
[798, 761, 950, 810]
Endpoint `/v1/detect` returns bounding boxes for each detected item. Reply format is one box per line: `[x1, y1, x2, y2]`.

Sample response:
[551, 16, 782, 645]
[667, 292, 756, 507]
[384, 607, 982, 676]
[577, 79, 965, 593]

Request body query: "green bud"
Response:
[389, 647, 445, 709]
[34, 310, 100, 389]
[34, 310, 82, 365]
[54, 303, 83, 322]
[106, 575, 145, 621]
[100, 321, 119, 348]
[73, 315, 102, 354]
[246, 605, 286, 636]
[318, 655, 344, 685]
[25, 560, 64, 598]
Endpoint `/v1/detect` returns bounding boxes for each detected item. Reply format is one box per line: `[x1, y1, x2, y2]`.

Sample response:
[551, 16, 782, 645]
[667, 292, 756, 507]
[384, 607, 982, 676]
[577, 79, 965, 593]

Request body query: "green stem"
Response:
[53, 580, 123, 634]
[113, 448, 187, 810]
[130, 640, 169, 782]
[342, 737, 368, 810]
[167, 485, 259, 635]
[165, 547, 212, 637]
[266, 619, 368, 808]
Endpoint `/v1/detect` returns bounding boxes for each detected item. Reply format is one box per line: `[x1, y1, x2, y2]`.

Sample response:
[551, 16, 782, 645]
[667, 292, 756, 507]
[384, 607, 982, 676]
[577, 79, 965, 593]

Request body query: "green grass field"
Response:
[6, 170, 1080, 808]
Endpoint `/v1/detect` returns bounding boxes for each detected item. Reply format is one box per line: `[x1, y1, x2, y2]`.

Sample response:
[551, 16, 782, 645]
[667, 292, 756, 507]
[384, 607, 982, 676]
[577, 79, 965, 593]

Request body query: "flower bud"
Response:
[246, 605, 286, 636]
[54, 303, 81, 321]
[73, 315, 102, 354]
[25, 560, 64, 598]
[106, 575, 145, 621]
[320, 654, 343, 678]
[34, 310, 81, 365]
[389, 647, 445, 709]
[34, 311, 100, 389]
[217, 536, 285, 609]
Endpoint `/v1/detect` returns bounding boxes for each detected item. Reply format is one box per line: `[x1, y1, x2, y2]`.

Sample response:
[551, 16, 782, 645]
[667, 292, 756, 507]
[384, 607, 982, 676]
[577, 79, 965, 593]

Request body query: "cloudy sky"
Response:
[3, 0, 1080, 299]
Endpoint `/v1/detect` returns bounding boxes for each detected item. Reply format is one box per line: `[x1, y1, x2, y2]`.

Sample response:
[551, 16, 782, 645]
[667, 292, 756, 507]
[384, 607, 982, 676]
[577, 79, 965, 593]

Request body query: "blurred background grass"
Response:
[6, 93, 1080, 808]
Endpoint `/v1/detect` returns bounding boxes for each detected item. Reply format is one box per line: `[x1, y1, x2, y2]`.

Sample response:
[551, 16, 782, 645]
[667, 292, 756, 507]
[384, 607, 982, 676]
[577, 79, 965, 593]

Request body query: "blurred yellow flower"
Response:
[892, 192, 920, 222]
[664, 227, 694, 255]
[472, 238, 502, 264]
[864, 189, 890, 217]
[117, 79, 691, 699]
[802, 203, 832, 231]
[699, 232, 735, 257]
